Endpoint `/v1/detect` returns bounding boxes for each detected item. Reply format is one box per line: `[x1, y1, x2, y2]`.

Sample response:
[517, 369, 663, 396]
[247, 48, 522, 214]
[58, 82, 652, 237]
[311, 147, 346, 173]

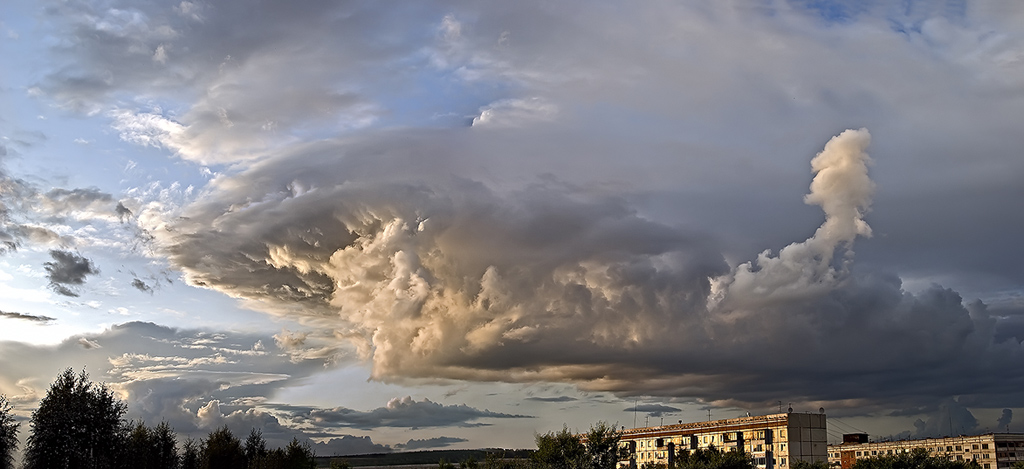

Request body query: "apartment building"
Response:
[618, 412, 828, 469]
[827, 433, 1024, 469]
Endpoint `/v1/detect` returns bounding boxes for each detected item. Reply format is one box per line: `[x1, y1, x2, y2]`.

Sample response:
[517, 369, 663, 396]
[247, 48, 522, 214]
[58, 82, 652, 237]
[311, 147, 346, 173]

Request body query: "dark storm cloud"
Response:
[0, 310, 55, 324]
[24, 0, 1024, 439]
[296, 397, 532, 430]
[137, 127, 1024, 421]
[396, 436, 468, 450]
[43, 249, 99, 296]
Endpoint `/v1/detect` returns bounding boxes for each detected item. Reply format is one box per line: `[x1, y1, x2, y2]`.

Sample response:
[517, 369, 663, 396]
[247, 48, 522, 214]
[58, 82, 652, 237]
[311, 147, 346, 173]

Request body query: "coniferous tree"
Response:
[23, 368, 128, 469]
[0, 395, 18, 469]
[245, 428, 268, 469]
[152, 421, 180, 469]
[201, 426, 246, 469]
[182, 437, 201, 469]
[125, 421, 155, 469]
[282, 437, 317, 469]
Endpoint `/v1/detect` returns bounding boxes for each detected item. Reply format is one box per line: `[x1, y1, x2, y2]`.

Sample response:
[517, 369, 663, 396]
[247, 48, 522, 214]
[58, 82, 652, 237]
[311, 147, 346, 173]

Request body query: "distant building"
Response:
[827, 433, 1024, 469]
[618, 412, 828, 469]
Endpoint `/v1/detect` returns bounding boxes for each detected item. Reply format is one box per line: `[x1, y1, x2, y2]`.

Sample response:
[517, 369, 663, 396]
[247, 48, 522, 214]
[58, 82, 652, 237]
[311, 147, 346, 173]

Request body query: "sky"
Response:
[1, 0, 1024, 456]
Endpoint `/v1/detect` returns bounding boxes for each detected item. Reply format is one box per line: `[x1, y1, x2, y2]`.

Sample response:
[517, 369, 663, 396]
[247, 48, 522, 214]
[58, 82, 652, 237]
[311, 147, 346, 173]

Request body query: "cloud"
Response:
[396, 436, 468, 450]
[43, 249, 99, 296]
[624, 404, 682, 418]
[314, 436, 391, 456]
[16, 0, 1024, 440]
[525, 396, 578, 403]
[0, 310, 55, 324]
[296, 397, 532, 430]
[998, 409, 1013, 431]
[0, 321, 392, 451]
[131, 277, 153, 294]
[139, 125, 1024, 418]
[472, 98, 557, 128]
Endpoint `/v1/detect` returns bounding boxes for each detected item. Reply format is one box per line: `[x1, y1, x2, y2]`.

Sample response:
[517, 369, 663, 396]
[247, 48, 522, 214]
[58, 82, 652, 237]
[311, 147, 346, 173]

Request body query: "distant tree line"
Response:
[0, 368, 316, 469]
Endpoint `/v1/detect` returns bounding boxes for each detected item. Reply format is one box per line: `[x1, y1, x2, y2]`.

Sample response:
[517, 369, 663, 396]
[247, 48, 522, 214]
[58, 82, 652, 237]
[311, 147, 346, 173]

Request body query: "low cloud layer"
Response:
[0, 311, 55, 324]
[0, 322, 529, 452]
[293, 398, 531, 430]
[397, 437, 469, 451]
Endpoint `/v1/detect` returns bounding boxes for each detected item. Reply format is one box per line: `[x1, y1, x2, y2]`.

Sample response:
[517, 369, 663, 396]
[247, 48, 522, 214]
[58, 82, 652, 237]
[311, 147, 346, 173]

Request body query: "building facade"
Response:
[618, 412, 828, 469]
[827, 433, 1024, 469]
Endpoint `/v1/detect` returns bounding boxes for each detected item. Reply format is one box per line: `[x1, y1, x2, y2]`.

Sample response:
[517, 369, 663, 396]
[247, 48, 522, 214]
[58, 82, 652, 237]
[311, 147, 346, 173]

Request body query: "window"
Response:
[857, 452, 862, 457]
[984, 454, 991, 459]
[948, 447, 954, 452]
[957, 446, 963, 452]
[975, 445, 980, 450]
[984, 444, 990, 450]
[781, 459, 787, 466]
[958, 456, 964, 461]
[984, 465, 990, 469]
[872, 451, 877, 456]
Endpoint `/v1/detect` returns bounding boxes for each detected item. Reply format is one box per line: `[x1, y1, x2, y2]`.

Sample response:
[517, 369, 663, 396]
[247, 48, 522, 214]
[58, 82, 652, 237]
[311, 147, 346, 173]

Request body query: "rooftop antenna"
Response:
[708, 409, 712, 421]
[788, 403, 793, 413]
[634, 400, 638, 429]
[778, 401, 783, 413]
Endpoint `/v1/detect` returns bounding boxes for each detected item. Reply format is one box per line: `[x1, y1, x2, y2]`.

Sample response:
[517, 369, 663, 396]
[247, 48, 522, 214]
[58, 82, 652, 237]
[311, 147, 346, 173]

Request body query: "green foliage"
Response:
[182, 437, 201, 469]
[202, 426, 247, 469]
[483, 450, 534, 469]
[534, 426, 588, 469]
[791, 460, 830, 469]
[182, 436, 201, 469]
[850, 447, 981, 469]
[440, 458, 457, 469]
[330, 460, 353, 469]
[23, 367, 128, 469]
[245, 428, 268, 469]
[152, 422, 181, 469]
[533, 422, 621, 469]
[585, 422, 622, 469]
[283, 437, 317, 469]
[462, 456, 481, 469]
[125, 421, 154, 469]
[0, 395, 18, 469]
[673, 446, 755, 469]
